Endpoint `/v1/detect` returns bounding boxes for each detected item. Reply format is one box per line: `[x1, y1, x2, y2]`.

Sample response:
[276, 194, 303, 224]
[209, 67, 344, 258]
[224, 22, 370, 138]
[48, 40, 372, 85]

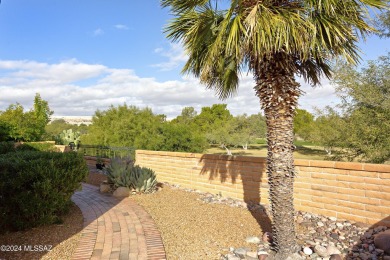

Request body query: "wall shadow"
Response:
[199, 154, 272, 233]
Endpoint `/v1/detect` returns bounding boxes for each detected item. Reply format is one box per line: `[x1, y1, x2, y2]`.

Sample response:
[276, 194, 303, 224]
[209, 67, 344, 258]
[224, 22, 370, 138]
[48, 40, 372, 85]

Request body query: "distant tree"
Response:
[82, 105, 163, 148]
[293, 109, 314, 140]
[330, 53, 390, 163]
[82, 104, 208, 153]
[156, 122, 208, 153]
[45, 119, 73, 140]
[229, 114, 266, 150]
[0, 94, 52, 142]
[0, 120, 11, 141]
[33, 93, 53, 138]
[309, 107, 346, 156]
[378, 8, 390, 37]
[194, 104, 233, 133]
[173, 106, 198, 124]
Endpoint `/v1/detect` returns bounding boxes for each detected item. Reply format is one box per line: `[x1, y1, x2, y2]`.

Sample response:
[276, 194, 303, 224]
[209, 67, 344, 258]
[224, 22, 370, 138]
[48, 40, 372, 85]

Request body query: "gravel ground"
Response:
[132, 184, 271, 260]
[0, 203, 83, 260]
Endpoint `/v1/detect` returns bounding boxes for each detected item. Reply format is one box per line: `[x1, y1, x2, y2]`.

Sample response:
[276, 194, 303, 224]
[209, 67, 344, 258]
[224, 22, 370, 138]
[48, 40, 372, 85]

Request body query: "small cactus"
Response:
[57, 129, 81, 147]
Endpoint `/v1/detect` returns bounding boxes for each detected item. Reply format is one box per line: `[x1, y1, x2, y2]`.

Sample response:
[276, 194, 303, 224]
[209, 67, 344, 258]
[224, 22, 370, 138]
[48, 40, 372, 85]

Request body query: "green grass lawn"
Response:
[206, 144, 328, 161]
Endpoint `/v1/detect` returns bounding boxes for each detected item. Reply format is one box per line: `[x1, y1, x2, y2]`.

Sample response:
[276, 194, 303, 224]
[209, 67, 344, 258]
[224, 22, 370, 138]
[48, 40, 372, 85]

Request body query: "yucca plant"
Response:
[130, 166, 157, 194]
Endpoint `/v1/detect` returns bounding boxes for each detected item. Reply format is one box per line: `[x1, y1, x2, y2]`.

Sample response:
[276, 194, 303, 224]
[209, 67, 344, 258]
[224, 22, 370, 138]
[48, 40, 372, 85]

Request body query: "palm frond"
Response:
[162, 0, 388, 91]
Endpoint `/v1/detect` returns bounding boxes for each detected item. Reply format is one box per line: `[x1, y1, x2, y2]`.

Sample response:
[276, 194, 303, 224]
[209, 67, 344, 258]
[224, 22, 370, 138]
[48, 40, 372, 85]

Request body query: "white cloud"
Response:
[0, 59, 339, 119]
[93, 28, 104, 36]
[151, 43, 188, 71]
[114, 24, 129, 30]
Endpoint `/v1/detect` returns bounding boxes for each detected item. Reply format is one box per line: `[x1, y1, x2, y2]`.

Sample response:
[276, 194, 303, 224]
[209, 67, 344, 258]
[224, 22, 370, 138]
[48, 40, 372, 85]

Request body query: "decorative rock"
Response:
[262, 232, 273, 243]
[374, 229, 390, 254]
[246, 251, 257, 258]
[100, 182, 110, 193]
[258, 254, 268, 260]
[326, 245, 341, 255]
[317, 222, 325, 227]
[245, 236, 261, 244]
[305, 240, 317, 246]
[375, 248, 384, 254]
[226, 253, 241, 260]
[113, 187, 130, 197]
[329, 254, 342, 260]
[329, 217, 337, 222]
[336, 223, 344, 228]
[233, 247, 247, 259]
[314, 245, 329, 257]
[297, 216, 304, 224]
[303, 246, 313, 255]
[285, 252, 305, 260]
[359, 252, 371, 260]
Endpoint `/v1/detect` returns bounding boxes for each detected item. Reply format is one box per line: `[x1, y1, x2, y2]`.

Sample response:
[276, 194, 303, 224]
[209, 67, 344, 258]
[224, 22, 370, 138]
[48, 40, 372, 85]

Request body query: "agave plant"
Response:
[130, 166, 157, 194]
[104, 157, 134, 188]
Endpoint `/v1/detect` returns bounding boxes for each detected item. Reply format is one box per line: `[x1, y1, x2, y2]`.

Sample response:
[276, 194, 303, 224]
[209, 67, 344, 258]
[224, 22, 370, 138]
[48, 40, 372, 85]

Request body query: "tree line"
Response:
[0, 53, 388, 163]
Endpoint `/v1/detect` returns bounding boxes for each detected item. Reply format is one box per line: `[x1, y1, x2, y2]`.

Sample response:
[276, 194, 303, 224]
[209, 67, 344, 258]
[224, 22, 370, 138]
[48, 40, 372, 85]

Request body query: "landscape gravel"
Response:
[134, 183, 390, 260]
[131, 183, 270, 260]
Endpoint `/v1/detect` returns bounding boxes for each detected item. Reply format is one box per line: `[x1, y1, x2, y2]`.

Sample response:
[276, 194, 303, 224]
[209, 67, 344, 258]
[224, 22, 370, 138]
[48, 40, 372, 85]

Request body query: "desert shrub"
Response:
[0, 151, 88, 233]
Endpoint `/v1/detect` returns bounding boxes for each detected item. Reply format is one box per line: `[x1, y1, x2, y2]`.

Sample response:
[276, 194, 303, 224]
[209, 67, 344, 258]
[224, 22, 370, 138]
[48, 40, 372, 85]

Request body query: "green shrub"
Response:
[0, 151, 88, 233]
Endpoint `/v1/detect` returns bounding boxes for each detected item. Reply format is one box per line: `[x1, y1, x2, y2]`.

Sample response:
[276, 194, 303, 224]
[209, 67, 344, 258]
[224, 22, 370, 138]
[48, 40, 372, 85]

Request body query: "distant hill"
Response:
[51, 116, 93, 125]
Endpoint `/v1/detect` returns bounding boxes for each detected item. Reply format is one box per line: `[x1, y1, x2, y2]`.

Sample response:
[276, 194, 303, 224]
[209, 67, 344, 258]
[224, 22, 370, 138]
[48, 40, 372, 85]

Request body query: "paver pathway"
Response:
[71, 183, 166, 260]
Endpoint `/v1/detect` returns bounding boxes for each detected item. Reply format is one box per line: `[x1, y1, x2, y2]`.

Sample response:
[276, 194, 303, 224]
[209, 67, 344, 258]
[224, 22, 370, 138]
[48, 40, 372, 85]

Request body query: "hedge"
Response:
[0, 151, 88, 232]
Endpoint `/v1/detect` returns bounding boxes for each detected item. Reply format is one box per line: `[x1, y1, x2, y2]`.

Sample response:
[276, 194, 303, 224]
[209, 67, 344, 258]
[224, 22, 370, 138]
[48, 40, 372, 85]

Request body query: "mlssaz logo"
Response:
[23, 245, 52, 252]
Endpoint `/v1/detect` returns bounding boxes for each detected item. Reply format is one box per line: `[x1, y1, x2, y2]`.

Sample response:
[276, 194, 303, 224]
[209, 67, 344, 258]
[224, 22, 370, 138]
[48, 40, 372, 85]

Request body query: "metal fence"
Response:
[78, 144, 135, 159]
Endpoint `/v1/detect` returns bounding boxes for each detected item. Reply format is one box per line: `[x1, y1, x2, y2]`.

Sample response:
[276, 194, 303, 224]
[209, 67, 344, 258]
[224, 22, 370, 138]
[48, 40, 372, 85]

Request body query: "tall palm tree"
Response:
[161, 0, 387, 258]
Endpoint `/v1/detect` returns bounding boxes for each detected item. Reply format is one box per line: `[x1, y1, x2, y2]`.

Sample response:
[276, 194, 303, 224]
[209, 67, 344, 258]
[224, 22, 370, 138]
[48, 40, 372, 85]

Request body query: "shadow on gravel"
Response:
[344, 216, 390, 259]
[199, 154, 272, 233]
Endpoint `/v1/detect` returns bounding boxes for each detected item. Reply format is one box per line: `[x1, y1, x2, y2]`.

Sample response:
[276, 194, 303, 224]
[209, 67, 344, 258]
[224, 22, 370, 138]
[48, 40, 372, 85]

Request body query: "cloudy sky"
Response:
[0, 1, 389, 119]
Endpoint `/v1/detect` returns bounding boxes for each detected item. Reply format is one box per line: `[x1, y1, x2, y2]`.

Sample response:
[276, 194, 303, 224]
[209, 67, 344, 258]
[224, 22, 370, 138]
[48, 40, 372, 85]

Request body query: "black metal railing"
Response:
[78, 144, 135, 159]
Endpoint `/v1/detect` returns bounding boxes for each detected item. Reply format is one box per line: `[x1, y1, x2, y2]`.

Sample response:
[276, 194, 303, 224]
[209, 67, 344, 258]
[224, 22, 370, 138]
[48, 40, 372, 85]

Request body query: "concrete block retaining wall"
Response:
[135, 150, 390, 227]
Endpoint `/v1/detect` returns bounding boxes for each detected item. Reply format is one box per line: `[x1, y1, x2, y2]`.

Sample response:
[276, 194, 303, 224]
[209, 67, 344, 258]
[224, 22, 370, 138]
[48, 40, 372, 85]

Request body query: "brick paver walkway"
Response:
[71, 183, 166, 260]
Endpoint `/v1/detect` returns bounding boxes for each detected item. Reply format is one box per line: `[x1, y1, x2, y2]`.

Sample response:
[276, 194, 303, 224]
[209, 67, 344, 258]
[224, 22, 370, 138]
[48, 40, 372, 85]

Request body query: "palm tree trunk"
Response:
[254, 54, 301, 258]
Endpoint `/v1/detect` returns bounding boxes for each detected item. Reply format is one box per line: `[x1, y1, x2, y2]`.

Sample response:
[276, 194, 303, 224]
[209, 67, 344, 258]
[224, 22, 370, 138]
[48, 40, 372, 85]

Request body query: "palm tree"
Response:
[161, 0, 387, 258]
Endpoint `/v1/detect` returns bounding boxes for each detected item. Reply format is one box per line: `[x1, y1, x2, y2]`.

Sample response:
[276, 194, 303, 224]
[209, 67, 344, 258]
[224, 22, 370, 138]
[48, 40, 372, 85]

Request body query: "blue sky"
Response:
[0, 0, 389, 118]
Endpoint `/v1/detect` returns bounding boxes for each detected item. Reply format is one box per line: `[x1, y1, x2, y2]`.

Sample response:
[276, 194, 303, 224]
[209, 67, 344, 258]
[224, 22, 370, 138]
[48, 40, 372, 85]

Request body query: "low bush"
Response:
[0, 151, 88, 233]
